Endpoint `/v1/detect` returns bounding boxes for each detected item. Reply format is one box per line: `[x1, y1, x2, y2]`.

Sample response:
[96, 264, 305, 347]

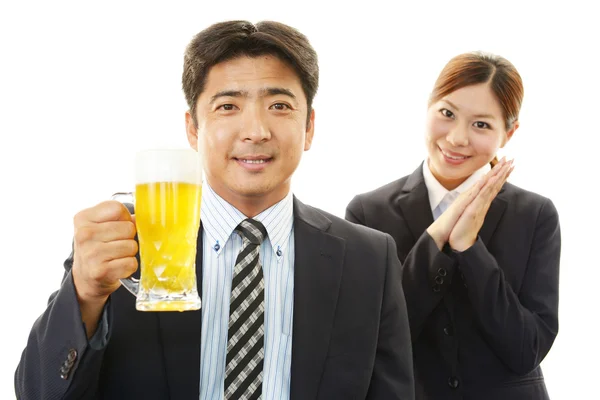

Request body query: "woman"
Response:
[346, 52, 560, 399]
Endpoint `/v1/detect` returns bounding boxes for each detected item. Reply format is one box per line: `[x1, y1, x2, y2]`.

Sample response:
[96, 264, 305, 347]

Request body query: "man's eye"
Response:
[270, 103, 290, 111]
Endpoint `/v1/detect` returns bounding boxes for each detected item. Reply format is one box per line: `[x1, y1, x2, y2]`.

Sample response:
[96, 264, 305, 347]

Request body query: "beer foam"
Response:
[135, 148, 202, 184]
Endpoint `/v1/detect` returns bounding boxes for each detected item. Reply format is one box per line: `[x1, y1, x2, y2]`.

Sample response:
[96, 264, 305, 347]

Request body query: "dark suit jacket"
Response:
[345, 164, 560, 400]
[15, 197, 414, 399]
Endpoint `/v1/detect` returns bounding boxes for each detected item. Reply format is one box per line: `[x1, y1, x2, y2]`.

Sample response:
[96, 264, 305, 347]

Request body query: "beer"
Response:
[121, 148, 203, 312]
[135, 182, 202, 310]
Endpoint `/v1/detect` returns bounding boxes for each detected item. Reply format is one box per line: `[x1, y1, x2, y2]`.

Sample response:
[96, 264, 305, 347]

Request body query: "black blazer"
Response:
[15, 197, 415, 399]
[346, 164, 560, 400]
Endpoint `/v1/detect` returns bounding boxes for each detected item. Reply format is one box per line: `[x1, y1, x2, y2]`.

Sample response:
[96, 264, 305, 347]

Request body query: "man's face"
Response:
[186, 55, 314, 212]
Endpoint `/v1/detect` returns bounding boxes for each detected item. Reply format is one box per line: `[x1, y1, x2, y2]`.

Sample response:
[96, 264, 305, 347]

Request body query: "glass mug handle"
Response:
[111, 191, 139, 297]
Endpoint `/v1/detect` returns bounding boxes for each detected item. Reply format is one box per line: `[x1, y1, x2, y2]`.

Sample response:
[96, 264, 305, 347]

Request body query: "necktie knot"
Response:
[235, 218, 267, 245]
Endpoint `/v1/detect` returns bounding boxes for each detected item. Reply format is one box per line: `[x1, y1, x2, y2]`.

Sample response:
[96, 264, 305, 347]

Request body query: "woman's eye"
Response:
[474, 121, 491, 129]
[440, 108, 454, 118]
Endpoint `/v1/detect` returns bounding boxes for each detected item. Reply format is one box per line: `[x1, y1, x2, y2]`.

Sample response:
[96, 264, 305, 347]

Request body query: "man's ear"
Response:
[304, 109, 315, 151]
[185, 110, 198, 150]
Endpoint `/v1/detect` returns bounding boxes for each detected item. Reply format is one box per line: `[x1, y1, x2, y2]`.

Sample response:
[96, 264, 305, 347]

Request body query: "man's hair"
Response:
[182, 20, 319, 126]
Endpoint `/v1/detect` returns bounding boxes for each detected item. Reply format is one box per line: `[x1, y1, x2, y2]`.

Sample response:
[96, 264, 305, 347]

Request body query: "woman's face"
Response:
[425, 82, 518, 190]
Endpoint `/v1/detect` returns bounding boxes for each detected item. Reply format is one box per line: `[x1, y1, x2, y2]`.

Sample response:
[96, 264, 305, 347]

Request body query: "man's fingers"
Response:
[106, 257, 139, 281]
[76, 201, 134, 225]
[102, 239, 139, 261]
[80, 239, 138, 264]
[75, 221, 136, 243]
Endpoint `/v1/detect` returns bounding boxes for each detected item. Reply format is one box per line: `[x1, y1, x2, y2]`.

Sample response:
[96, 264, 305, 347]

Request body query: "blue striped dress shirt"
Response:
[199, 184, 295, 400]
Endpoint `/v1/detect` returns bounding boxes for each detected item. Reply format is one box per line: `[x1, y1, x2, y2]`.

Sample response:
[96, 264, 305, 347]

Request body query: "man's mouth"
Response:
[233, 155, 274, 170]
[237, 158, 270, 164]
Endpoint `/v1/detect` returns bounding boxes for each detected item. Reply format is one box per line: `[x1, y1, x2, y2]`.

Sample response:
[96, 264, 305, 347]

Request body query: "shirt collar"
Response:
[201, 183, 294, 259]
[422, 159, 490, 211]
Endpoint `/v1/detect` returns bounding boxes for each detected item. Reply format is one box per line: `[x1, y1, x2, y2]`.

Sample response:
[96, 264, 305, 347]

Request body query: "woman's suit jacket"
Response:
[346, 164, 561, 400]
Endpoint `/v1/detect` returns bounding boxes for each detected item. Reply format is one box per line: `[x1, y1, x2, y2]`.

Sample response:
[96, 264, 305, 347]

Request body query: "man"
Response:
[15, 20, 414, 399]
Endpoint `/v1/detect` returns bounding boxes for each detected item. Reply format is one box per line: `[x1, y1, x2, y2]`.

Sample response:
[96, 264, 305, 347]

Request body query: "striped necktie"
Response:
[224, 218, 268, 399]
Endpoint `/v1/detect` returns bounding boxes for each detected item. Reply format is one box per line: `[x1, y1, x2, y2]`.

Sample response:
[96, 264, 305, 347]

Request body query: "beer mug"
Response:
[113, 148, 202, 312]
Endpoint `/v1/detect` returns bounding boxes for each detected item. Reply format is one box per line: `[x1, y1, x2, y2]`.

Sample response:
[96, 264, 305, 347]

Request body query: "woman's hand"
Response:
[448, 159, 514, 251]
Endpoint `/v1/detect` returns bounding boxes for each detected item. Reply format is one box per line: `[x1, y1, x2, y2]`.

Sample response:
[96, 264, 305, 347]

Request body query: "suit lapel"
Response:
[396, 164, 434, 243]
[290, 198, 345, 400]
[157, 225, 203, 398]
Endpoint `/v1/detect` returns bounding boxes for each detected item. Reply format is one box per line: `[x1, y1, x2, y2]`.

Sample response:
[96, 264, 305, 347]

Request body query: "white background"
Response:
[1, 0, 597, 398]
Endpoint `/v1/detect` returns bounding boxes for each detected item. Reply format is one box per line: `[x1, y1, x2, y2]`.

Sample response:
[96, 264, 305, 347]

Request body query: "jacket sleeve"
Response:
[14, 248, 110, 400]
[366, 234, 415, 400]
[456, 198, 561, 375]
[346, 195, 456, 341]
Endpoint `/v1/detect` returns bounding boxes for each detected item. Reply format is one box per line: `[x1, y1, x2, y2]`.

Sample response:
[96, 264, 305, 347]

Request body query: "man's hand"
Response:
[71, 201, 138, 337]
